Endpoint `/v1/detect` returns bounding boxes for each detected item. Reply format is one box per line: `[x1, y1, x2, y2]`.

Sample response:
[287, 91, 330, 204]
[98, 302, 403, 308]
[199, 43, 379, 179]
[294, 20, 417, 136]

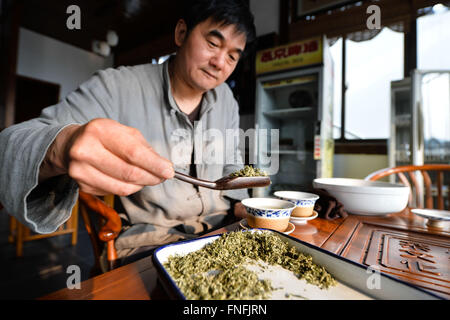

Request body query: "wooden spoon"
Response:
[174, 171, 271, 190]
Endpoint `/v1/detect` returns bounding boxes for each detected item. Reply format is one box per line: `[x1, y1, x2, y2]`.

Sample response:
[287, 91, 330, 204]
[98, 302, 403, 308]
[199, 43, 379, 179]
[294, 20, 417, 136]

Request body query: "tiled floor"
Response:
[0, 211, 97, 300]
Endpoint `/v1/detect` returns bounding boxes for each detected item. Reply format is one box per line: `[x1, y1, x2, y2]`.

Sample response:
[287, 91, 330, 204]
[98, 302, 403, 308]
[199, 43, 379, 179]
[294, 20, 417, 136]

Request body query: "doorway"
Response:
[14, 75, 60, 124]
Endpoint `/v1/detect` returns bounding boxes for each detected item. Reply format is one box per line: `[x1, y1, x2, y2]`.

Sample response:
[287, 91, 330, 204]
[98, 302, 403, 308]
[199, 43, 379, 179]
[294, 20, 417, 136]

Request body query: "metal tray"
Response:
[153, 229, 441, 300]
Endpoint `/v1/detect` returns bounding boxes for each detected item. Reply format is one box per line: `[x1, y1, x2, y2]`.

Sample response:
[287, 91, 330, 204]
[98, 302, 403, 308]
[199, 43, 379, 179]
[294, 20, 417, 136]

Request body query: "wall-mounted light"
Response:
[92, 30, 118, 56]
[432, 3, 448, 14]
[106, 30, 119, 47]
[92, 40, 110, 57]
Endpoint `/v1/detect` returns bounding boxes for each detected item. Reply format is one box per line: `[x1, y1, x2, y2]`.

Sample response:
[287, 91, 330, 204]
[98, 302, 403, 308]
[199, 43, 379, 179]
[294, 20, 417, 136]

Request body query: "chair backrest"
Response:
[78, 192, 121, 273]
[365, 164, 450, 210]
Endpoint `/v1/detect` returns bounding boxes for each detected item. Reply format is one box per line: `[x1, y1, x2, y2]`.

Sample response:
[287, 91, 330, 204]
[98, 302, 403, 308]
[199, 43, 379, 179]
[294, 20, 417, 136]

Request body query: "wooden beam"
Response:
[340, 36, 346, 140]
[279, 0, 290, 44]
[404, 1, 417, 78]
[335, 140, 387, 154]
[289, 0, 422, 41]
[0, 0, 21, 129]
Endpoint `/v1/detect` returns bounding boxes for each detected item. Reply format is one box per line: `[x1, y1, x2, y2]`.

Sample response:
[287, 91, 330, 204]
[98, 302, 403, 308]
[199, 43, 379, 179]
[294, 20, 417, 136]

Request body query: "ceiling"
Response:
[20, 0, 184, 56]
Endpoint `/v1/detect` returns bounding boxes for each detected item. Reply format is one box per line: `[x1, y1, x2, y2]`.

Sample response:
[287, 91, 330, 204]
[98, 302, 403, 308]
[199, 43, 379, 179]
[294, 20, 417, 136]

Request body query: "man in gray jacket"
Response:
[0, 0, 256, 263]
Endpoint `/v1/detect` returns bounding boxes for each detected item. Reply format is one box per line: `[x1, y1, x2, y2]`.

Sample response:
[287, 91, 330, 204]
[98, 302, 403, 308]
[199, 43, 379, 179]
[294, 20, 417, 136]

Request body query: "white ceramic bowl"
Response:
[312, 178, 410, 216]
[411, 209, 450, 228]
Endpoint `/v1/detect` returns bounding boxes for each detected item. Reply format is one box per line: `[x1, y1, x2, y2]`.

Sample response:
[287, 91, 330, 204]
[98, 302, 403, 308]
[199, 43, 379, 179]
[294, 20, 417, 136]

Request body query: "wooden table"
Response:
[41, 209, 450, 300]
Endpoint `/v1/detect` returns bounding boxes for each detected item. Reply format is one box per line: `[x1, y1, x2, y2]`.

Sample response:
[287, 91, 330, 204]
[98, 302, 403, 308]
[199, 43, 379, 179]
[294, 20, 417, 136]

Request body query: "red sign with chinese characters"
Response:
[256, 37, 323, 75]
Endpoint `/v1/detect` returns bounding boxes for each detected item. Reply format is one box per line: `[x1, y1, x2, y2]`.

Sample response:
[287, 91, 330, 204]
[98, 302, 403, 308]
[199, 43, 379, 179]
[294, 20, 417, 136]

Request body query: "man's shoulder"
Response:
[92, 63, 164, 93]
[101, 63, 160, 80]
[215, 82, 233, 96]
[209, 82, 239, 121]
[214, 82, 237, 105]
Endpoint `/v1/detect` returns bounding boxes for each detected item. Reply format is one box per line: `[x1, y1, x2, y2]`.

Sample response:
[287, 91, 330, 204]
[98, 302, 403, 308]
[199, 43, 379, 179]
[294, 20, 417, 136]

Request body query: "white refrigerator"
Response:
[389, 70, 450, 206]
[252, 36, 334, 197]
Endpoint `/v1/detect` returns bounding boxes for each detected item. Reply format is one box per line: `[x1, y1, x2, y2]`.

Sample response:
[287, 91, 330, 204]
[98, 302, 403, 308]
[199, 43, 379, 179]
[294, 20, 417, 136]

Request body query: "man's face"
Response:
[175, 18, 247, 92]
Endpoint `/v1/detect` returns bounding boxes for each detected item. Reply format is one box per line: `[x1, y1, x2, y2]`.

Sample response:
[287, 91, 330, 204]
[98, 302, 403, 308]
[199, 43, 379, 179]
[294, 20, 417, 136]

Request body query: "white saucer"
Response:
[411, 208, 450, 228]
[239, 219, 295, 235]
[289, 210, 319, 225]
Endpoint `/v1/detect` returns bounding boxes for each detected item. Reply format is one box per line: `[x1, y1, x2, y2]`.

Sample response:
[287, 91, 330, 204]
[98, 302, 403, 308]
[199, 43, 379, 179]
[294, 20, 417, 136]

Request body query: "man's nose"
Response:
[210, 50, 226, 70]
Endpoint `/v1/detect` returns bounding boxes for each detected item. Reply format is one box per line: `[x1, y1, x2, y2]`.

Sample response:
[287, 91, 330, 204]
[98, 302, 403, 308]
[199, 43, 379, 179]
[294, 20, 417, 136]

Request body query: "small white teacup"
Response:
[241, 198, 295, 232]
[274, 191, 319, 217]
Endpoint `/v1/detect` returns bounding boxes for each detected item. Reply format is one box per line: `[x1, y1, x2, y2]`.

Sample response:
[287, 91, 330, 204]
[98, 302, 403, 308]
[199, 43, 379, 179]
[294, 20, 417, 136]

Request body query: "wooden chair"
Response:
[1, 192, 121, 272]
[4, 202, 79, 257]
[365, 164, 450, 210]
[77, 191, 121, 273]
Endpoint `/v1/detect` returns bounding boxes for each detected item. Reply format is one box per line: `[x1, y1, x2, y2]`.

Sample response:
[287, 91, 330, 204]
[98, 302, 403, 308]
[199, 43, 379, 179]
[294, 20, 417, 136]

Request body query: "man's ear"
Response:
[174, 19, 188, 47]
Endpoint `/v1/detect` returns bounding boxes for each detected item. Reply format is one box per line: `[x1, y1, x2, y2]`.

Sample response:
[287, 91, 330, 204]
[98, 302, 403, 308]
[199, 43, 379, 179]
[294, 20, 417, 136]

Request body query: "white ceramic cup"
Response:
[274, 191, 319, 217]
[241, 198, 295, 232]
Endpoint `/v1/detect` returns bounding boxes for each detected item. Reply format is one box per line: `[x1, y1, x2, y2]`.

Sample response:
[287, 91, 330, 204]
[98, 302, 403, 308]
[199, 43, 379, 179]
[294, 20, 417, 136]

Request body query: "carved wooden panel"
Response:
[335, 220, 450, 299]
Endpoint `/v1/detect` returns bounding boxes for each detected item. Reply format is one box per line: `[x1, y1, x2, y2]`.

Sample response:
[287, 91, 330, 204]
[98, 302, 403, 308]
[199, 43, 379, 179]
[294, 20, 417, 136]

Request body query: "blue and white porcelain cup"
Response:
[274, 191, 319, 217]
[241, 198, 295, 232]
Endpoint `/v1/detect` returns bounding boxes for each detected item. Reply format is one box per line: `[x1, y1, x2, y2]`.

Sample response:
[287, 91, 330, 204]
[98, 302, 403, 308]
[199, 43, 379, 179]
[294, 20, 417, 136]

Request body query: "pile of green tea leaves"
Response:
[229, 165, 268, 177]
[163, 231, 337, 300]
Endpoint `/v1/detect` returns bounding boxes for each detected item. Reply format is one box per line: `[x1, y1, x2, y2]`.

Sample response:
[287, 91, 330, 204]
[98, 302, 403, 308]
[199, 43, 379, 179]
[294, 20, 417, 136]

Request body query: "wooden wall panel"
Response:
[289, 0, 444, 41]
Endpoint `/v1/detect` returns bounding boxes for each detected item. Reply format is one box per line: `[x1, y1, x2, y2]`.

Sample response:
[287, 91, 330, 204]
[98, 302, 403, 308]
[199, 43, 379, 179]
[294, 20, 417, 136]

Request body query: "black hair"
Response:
[181, 0, 256, 57]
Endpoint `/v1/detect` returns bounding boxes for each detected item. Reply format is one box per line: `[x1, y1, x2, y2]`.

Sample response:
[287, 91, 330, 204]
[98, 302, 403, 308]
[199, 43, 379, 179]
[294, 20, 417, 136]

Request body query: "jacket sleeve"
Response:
[0, 68, 118, 234]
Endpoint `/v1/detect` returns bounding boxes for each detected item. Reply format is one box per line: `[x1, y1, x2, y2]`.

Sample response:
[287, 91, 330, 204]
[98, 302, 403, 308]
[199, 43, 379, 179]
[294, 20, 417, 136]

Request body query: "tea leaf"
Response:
[163, 231, 337, 300]
[230, 165, 268, 177]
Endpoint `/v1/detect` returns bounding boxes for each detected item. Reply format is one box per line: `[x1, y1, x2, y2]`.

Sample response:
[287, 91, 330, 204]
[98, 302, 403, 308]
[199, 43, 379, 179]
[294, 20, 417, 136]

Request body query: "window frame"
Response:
[283, 0, 429, 154]
[333, 21, 417, 155]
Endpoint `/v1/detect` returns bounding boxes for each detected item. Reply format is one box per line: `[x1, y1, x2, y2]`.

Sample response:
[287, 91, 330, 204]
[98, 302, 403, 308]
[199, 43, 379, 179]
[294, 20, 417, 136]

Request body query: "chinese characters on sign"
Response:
[255, 38, 323, 75]
[260, 40, 319, 63]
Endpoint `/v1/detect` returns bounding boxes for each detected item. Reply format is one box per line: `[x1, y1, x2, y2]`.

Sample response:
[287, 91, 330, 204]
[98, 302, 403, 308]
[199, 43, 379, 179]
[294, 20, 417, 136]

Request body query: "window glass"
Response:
[345, 28, 404, 139]
[418, 8, 450, 69]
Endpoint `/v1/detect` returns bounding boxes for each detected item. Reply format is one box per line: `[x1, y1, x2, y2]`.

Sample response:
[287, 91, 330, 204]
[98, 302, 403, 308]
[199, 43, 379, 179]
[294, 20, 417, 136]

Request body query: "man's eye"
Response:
[208, 40, 218, 47]
[229, 54, 237, 62]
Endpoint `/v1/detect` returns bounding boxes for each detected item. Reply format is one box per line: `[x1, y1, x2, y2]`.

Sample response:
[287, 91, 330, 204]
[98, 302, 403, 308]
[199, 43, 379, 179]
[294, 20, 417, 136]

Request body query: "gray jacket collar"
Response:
[162, 57, 217, 120]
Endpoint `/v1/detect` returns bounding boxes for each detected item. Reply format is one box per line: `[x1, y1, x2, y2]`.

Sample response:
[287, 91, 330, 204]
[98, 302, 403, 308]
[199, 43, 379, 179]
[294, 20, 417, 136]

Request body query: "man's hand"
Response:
[233, 202, 248, 220]
[43, 118, 174, 196]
